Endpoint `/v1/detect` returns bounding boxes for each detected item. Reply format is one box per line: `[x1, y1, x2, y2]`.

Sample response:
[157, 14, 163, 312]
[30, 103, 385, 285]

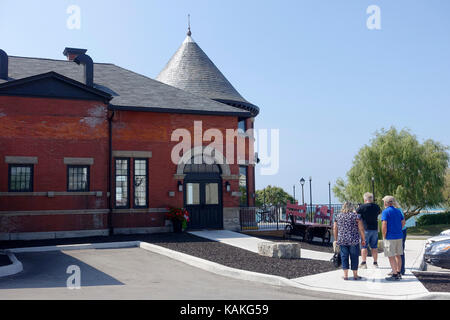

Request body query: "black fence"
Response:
[239, 204, 343, 231]
[239, 206, 285, 231]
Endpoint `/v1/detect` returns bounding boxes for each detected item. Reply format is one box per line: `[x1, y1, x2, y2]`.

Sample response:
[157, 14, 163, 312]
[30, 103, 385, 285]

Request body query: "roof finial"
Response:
[187, 14, 192, 36]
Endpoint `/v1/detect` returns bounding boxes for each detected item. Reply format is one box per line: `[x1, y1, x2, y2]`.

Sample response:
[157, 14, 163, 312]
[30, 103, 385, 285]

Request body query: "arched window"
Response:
[183, 154, 222, 174]
[183, 163, 222, 174]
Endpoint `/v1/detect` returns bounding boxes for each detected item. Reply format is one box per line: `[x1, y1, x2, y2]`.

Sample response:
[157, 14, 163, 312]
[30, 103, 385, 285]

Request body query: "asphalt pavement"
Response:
[0, 247, 364, 300]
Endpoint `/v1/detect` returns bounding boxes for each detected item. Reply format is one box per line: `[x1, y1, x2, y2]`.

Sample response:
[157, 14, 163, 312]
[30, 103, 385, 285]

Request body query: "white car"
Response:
[425, 234, 450, 247]
[440, 229, 450, 236]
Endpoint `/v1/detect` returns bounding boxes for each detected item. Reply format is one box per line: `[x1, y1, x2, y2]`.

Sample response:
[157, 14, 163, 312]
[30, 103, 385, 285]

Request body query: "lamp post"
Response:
[293, 185, 296, 204]
[309, 177, 313, 220]
[371, 176, 375, 202]
[328, 181, 332, 208]
[263, 188, 266, 208]
[300, 178, 305, 205]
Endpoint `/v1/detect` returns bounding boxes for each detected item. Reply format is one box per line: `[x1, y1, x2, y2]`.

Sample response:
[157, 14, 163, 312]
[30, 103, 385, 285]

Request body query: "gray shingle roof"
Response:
[1, 55, 250, 116]
[156, 36, 249, 104]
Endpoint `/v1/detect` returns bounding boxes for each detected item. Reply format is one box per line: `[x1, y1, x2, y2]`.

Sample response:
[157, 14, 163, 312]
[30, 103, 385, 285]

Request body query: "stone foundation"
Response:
[223, 207, 240, 231]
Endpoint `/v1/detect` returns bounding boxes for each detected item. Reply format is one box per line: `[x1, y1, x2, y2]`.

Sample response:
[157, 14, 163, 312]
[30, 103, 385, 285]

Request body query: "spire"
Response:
[156, 24, 260, 116]
[187, 14, 192, 36]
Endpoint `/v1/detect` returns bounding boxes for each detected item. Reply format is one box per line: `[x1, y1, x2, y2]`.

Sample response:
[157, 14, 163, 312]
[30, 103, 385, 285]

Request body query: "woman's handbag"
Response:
[331, 241, 341, 268]
[331, 252, 341, 268]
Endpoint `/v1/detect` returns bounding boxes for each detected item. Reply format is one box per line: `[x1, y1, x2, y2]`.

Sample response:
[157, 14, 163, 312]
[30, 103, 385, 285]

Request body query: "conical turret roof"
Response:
[156, 34, 259, 116]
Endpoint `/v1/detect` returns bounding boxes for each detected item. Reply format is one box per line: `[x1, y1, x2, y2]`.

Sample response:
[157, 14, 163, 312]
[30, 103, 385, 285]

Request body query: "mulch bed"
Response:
[143, 233, 337, 279]
[413, 272, 450, 293]
[0, 232, 337, 279]
[253, 235, 334, 253]
[254, 235, 383, 254]
[0, 254, 12, 267]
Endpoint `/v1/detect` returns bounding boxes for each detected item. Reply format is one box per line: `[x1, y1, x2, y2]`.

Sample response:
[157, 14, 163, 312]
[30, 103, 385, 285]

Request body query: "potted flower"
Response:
[165, 207, 190, 233]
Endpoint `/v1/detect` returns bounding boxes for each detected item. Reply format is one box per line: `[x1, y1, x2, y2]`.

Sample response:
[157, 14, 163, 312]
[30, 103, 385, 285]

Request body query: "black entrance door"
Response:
[183, 161, 223, 230]
[184, 177, 223, 230]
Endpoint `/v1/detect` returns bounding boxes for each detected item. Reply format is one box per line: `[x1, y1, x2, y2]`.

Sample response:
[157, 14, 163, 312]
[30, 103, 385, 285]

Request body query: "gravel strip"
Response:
[0, 232, 337, 279]
[413, 273, 450, 293]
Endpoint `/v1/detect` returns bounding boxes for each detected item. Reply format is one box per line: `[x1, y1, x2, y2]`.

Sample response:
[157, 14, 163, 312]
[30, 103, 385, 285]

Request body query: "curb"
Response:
[0, 251, 23, 278]
[139, 242, 292, 288]
[413, 270, 450, 277]
[8, 241, 140, 253]
[424, 292, 450, 299]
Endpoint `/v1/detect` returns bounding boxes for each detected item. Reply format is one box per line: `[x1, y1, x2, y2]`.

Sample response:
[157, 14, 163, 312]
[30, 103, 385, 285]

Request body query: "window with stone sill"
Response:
[67, 165, 90, 192]
[9, 164, 34, 192]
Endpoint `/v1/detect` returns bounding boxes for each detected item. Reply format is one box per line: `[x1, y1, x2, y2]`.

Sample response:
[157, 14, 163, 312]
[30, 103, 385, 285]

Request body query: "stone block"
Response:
[257, 242, 301, 259]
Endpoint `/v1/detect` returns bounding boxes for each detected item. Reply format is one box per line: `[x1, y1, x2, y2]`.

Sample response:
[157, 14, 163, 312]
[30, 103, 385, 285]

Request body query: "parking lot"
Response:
[0, 247, 361, 300]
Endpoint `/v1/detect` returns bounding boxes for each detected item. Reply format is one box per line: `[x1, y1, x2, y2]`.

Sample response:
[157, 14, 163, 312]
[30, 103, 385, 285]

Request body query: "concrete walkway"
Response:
[188, 230, 436, 299]
[189, 230, 333, 261]
[292, 240, 429, 299]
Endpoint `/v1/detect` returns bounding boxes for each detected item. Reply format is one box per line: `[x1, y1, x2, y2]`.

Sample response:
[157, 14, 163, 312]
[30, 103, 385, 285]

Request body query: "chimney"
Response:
[0, 49, 8, 80]
[74, 53, 94, 87]
[63, 47, 87, 61]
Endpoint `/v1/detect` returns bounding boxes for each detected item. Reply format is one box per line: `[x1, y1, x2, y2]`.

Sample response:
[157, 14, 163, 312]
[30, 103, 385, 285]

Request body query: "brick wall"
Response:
[0, 96, 256, 235]
[111, 111, 251, 210]
[0, 96, 109, 233]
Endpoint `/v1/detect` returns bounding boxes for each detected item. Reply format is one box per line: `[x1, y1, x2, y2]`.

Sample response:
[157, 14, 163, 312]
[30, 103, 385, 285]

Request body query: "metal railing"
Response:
[239, 206, 285, 231]
[239, 204, 343, 231]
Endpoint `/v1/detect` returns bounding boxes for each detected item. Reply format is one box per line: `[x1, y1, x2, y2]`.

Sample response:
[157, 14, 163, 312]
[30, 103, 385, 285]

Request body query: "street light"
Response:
[263, 188, 266, 208]
[293, 185, 296, 204]
[300, 178, 305, 205]
[328, 181, 332, 208]
[309, 177, 313, 220]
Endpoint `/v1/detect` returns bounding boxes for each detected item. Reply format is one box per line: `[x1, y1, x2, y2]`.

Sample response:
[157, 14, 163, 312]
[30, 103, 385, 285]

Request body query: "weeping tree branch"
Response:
[403, 207, 423, 221]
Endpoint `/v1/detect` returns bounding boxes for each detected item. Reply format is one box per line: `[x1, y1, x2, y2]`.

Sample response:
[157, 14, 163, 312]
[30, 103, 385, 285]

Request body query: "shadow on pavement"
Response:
[0, 250, 124, 289]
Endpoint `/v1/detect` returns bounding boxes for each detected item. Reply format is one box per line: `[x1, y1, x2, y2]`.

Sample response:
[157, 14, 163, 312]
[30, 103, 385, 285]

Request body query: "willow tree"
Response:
[444, 170, 450, 210]
[333, 128, 449, 221]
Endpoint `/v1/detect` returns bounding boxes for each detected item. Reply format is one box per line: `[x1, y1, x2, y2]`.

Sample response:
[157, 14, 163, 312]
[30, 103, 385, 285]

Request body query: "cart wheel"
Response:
[323, 230, 331, 244]
[284, 225, 293, 240]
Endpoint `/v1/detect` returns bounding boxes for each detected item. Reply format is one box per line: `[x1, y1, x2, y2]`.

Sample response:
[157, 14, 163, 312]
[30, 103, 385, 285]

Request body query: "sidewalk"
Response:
[189, 230, 437, 299]
[292, 240, 429, 298]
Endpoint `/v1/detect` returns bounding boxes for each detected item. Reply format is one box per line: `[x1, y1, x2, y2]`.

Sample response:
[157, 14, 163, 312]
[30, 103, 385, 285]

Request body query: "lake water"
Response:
[404, 208, 446, 228]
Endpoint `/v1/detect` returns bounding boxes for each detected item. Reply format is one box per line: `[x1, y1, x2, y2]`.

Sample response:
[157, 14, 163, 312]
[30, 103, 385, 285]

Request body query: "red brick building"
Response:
[0, 31, 259, 240]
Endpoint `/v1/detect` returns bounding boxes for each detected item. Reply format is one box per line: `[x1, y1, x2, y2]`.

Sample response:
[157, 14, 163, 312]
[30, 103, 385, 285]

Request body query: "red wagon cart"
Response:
[283, 201, 334, 244]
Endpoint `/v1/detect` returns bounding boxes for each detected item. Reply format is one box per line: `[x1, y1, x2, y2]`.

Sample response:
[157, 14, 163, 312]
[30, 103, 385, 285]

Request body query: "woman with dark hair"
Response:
[333, 202, 366, 280]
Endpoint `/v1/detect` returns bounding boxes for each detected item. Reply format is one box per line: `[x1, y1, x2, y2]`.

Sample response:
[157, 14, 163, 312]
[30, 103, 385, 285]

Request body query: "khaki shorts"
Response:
[384, 239, 403, 257]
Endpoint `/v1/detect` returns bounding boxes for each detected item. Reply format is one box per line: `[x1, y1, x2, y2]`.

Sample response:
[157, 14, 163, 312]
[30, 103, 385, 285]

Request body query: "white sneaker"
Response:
[373, 262, 379, 268]
[359, 262, 367, 269]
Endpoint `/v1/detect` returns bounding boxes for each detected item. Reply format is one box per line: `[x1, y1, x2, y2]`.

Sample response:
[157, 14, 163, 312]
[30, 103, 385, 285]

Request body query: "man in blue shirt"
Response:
[381, 196, 405, 281]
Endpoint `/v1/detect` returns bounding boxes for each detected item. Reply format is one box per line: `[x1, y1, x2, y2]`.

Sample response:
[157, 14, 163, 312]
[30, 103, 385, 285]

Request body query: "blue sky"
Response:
[1, 0, 449, 203]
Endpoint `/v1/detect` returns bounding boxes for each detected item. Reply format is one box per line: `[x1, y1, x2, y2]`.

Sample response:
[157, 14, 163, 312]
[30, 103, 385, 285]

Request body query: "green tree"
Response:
[444, 170, 450, 210]
[255, 185, 294, 207]
[333, 128, 449, 221]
